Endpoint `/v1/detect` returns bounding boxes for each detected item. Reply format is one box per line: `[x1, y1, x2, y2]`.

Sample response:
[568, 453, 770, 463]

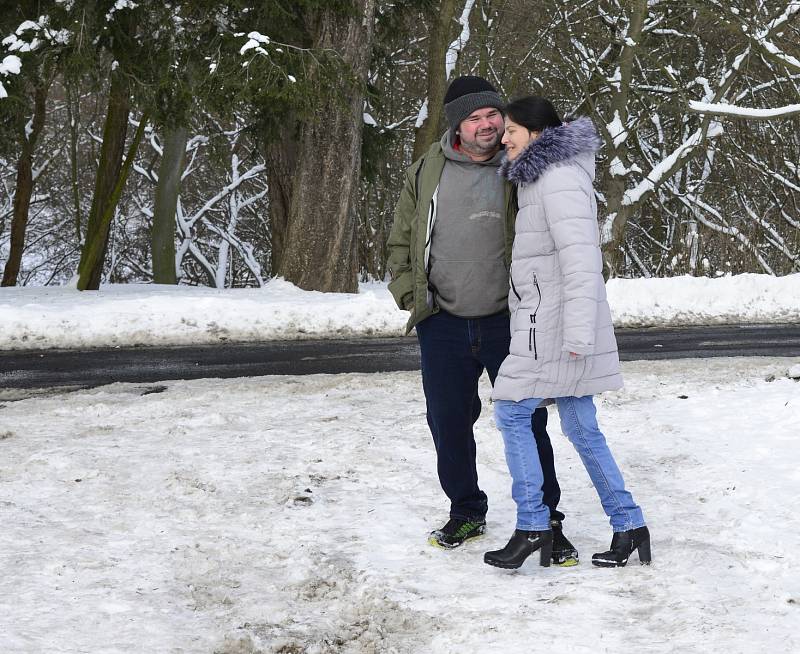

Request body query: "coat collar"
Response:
[498, 116, 601, 185]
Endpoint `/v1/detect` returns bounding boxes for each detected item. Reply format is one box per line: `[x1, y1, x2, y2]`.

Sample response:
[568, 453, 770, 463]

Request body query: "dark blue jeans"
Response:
[416, 310, 563, 523]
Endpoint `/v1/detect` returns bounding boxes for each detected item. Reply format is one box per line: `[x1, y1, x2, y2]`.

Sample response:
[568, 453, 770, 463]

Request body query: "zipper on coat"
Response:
[423, 185, 439, 273]
[510, 264, 522, 302]
[528, 314, 538, 360]
[528, 274, 542, 359]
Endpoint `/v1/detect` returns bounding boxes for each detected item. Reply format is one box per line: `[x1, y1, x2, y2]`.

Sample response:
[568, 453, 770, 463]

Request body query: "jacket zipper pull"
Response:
[529, 314, 538, 360]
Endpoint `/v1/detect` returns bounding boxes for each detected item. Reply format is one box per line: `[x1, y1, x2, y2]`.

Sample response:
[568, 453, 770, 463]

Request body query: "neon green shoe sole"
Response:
[428, 520, 486, 549]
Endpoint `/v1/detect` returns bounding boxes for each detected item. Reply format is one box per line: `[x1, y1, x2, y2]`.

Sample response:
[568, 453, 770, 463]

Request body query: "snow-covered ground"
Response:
[0, 273, 798, 350]
[1, 358, 799, 653]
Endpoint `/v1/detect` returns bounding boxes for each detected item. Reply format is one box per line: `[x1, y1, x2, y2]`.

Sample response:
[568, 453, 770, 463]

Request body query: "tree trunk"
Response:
[264, 136, 298, 276]
[1, 80, 49, 287]
[600, 0, 648, 277]
[278, 0, 377, 293]
[412, 0, 458, 161]
[77, 70, 132, 290]
[151, 126, 187, 284]
[66, 85, 83, 242]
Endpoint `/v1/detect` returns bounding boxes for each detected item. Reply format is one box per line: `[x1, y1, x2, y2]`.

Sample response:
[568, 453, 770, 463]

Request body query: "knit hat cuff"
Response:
[444, 90, 504, 130]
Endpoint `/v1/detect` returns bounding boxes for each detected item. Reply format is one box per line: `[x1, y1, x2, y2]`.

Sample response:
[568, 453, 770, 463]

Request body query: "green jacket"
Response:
[386, 140, 518, 334]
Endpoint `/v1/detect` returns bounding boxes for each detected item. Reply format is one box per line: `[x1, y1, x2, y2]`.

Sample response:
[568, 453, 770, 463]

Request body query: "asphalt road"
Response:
[1, 323, 799, 392]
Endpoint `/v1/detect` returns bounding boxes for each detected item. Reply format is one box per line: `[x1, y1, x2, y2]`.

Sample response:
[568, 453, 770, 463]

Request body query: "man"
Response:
[386, 76, 578, 565]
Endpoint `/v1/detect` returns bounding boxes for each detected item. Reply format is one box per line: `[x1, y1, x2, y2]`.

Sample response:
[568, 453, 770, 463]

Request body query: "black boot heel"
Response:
[539, 538, 553, 567]
[591, 526, 651, 568]
[636, 535, 652, 565]
[484, 529, 553, 570]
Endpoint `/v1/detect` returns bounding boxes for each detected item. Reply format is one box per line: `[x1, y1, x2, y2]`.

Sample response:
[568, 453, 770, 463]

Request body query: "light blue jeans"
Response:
[494, 396, 645, 532]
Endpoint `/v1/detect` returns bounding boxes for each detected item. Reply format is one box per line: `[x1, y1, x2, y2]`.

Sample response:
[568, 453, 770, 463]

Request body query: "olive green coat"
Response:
[386, 140, 517, 333]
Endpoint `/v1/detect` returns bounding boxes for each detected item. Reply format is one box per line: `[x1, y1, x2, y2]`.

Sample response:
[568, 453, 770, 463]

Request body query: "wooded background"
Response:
[1, 0, 798, 292]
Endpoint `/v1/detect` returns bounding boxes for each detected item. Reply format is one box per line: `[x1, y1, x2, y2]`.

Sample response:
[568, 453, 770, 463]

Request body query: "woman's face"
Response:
[501, 117, 539, 161]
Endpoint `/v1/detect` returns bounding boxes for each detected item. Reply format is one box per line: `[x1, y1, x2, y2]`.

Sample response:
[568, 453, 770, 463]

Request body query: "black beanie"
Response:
[443, 76, 504, 131]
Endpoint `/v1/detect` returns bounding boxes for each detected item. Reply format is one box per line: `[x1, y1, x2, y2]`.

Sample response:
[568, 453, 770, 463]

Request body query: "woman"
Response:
[483, 96, 650, 570]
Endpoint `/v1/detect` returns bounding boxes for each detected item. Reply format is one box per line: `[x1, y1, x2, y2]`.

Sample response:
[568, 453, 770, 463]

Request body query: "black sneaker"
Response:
[551, 519, 579, 566]
[428, 518, 486, 549]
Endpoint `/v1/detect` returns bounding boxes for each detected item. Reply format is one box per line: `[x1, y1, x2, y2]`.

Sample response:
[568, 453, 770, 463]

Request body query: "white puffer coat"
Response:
[492, 117, 622, 402]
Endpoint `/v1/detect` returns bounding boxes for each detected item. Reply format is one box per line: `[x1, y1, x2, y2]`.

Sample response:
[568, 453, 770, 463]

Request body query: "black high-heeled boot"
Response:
[591, 525, 651, 567]
[484, 529, 553, 569]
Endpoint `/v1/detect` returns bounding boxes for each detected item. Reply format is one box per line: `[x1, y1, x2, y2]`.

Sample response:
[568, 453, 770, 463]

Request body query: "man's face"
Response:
[457, 107, 504, 158]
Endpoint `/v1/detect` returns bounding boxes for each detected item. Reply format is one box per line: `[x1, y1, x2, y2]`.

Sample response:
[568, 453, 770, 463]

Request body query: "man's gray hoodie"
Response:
[426, 131, 510, 318]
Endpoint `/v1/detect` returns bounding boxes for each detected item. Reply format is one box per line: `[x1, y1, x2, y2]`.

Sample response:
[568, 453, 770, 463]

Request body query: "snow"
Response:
[0, 358, 798, 652]
[607, 110, 628, 147]
[622, 122, 724, 206]
[689, 100, 800, 119]
[0, 274, 799, 350]
[106, 0, 138, 21]
[0, 54, 22, 75]
[608, 156, 642, 177]
[752, 29, 800, 73]
[444, 0, 477, 80]
[414, 97, 429, 129]
[240, 32, 271, 57]
[606, 273, 800, 326]
[15, 20, 39, 35]
[246, 31, 270, 45]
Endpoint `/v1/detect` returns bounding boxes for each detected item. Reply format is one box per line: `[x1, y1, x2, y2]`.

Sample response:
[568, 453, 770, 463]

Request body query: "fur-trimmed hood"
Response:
[498, 116, 601, 185]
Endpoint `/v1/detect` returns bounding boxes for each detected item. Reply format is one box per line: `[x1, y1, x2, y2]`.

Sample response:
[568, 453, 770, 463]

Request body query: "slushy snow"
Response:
[0, 358, 798, 652]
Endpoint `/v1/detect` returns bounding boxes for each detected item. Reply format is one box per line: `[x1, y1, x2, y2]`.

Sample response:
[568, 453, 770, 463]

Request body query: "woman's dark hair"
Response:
[504, 96, 562, 132]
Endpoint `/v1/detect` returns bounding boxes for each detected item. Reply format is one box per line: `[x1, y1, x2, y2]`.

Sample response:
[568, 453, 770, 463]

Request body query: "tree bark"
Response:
[278, 0, 377, 293]
[77, 70, 132, 290]
[151, 126, 188, 284]
[264, 136, 298, 276]
[412, 0, 458, 161]
[66, 85, 83, 242]
[1, 80, 49, 287]
[600, 0, 648, 276]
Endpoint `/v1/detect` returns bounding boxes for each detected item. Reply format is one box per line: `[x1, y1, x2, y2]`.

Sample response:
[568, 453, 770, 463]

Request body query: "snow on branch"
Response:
[106, 1, 139, 22]
[676, 193, 776, 275]
[723, 1, 800, 74]
[414, 98, 428, 129]
[767, 0, 800, 31]
[1, 15, 71, 99]
[689, 100, 800, 119]
[752, 34, 800, 74]
[237, 31, 311, 83]
[186, 164, 266, 229]
[444, 0, 477, 80]
[622, 123, 724, 207]
[0, 54, 21, 99]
